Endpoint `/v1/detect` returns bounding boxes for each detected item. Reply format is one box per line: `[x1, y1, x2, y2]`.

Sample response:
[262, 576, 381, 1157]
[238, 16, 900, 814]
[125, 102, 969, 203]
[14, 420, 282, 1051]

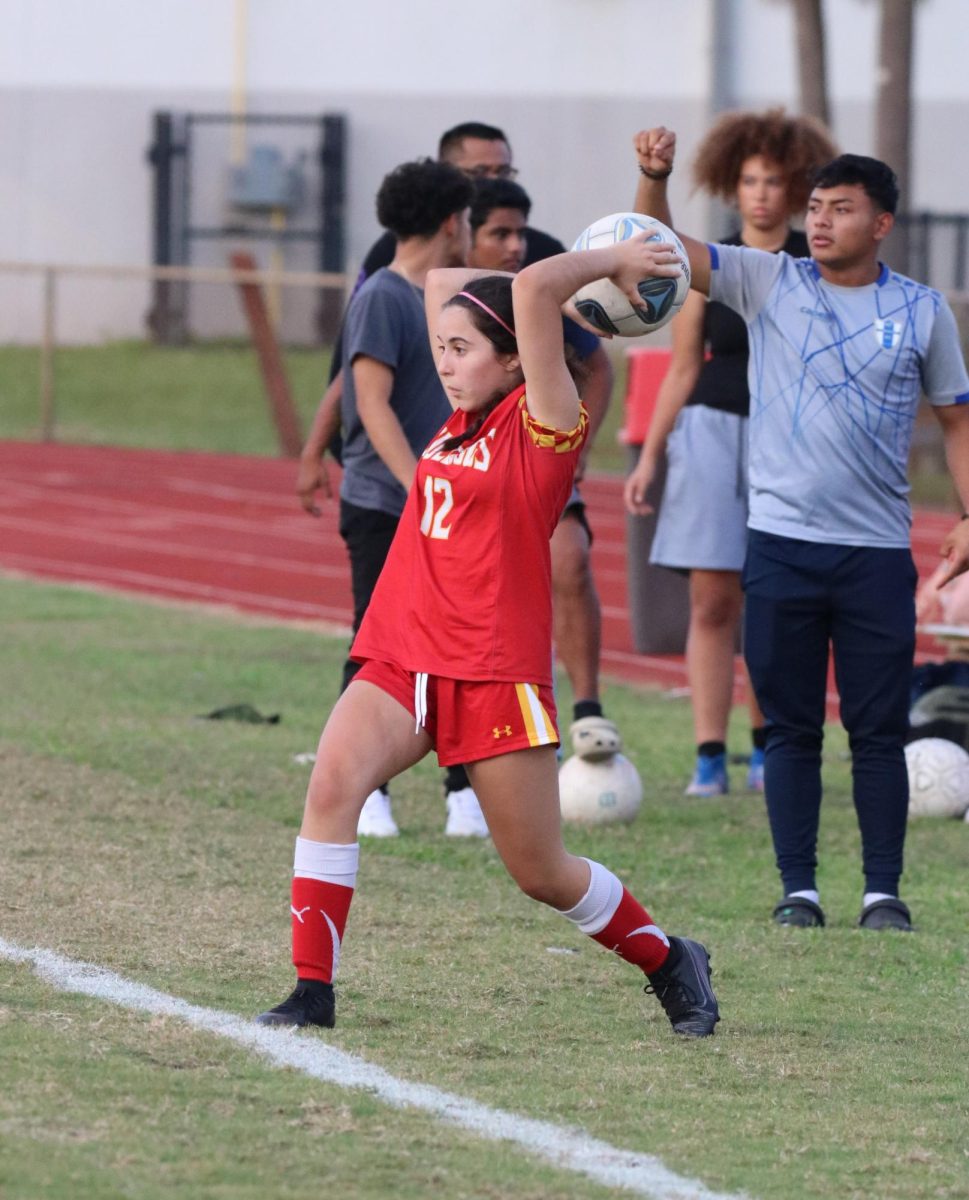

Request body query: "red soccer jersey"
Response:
[351, 384, 587, 686]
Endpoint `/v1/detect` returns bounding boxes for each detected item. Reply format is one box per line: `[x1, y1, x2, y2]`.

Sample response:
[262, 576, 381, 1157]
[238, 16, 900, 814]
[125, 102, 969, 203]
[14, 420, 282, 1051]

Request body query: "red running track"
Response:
[0, 440, 954, 714]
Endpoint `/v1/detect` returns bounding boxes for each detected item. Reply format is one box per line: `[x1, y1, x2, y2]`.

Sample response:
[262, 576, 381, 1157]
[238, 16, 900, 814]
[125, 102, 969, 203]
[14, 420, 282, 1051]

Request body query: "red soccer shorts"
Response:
[352, 659, 560, 766]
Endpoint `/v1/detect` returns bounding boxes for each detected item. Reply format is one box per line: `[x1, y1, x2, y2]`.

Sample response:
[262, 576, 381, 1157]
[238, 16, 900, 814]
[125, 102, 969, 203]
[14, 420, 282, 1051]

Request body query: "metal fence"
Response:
[0, 259, 349, 445]
[898, 212, 969, 293]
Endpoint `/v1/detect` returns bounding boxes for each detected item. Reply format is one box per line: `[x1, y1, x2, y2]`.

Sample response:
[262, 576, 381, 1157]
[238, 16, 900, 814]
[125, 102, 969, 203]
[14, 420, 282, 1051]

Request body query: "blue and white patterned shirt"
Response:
[709, 244, 969, 547]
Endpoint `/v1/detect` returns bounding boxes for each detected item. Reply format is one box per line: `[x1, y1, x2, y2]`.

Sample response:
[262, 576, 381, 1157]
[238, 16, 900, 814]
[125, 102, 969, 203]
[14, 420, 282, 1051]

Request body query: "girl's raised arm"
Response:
[512, 235, 684, 430]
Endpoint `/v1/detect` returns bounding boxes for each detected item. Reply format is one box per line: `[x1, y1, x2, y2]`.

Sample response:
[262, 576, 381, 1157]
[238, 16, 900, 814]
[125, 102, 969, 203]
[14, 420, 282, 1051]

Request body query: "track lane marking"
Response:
[0, 511, 348, 580]
[0, 557, 349, 622]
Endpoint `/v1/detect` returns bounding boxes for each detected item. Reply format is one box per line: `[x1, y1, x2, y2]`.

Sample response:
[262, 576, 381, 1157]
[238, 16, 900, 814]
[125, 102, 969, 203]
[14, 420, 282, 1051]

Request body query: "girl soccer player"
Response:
[256, 235, 720, 1038]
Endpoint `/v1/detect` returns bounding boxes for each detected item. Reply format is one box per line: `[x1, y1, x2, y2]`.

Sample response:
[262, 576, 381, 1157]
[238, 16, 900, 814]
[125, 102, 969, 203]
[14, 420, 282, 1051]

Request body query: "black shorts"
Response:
[561, 489, 593, 546]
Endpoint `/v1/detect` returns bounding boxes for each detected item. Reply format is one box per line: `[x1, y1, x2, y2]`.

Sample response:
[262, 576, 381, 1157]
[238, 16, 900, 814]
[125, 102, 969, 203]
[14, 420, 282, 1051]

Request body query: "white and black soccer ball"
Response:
[558, 752, 643, 825]
[570, 212, 690, 338]
[904, 737, 969, 818]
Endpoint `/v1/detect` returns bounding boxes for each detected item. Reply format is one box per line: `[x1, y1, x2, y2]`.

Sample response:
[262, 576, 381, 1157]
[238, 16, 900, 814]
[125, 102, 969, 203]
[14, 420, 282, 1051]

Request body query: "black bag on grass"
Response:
[908, 662, 969, 751]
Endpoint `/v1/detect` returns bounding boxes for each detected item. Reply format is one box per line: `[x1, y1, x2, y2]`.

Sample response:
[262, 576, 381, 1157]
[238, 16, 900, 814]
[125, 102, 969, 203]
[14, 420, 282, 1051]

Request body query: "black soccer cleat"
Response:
[645, 937, 720, 1038]
[255, 979, 335, 1028]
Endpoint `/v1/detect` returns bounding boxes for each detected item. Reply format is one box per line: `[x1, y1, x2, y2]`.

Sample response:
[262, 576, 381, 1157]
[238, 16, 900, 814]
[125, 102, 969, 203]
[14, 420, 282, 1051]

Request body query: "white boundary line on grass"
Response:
[0, 939, 749, 1200]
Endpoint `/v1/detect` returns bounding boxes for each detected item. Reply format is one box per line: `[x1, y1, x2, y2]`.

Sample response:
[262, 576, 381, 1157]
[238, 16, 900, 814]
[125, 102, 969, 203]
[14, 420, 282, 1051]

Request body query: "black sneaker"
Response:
[645, 937, 720, 1038]
[255, 979, 335, 1028]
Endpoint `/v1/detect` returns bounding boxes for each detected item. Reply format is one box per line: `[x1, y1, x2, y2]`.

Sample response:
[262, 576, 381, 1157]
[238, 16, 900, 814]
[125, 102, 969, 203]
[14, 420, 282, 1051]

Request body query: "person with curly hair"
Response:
[631, 126, 969, 932]
[624, 110, 837, 798]
[299, 127, 622, 839]
[313, 159, 472, 838]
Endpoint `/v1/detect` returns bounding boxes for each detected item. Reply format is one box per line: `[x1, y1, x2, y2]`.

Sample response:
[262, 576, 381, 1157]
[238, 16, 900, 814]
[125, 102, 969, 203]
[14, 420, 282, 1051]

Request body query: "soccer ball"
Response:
[904, 737, 969, 818]
[558, 753, 643, 825]
[570, 212, 691, 337]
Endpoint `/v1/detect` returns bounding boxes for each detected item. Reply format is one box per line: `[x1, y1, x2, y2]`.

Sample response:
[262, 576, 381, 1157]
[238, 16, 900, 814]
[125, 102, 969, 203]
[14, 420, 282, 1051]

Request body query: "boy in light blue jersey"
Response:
[632, 128, 969, 931]
[708, 243, 968, 548]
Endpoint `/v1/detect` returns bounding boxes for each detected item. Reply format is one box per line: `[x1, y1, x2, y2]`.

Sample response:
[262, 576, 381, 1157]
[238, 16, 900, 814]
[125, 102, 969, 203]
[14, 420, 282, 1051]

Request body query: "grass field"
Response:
[0, 341, 336, 459]
[3, 338, 962, 498]
[0, 340, 631, 473]
[2, 576, 968, 1199]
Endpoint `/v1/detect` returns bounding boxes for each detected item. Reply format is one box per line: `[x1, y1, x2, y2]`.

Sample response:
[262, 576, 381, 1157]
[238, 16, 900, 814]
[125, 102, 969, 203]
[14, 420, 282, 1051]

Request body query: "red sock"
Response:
[589, 887, 670, 975]
[291, 875, 354, 983]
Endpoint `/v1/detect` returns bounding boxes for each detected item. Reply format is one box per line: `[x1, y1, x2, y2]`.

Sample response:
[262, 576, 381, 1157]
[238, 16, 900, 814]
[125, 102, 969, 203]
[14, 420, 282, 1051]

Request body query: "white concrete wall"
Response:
[0, 1, 713, 95]
[0, 0, 966, 342]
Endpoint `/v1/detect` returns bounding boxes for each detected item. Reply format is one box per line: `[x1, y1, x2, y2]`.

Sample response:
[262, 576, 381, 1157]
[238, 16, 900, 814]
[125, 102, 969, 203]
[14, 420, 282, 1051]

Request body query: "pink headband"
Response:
[456, 291, 516, 339]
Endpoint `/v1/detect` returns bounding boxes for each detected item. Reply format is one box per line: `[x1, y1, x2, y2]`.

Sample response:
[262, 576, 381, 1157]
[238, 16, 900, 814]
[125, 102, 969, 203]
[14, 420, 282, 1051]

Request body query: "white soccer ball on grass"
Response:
[904, 737, 969, 818]
[558, 753, 643, 825]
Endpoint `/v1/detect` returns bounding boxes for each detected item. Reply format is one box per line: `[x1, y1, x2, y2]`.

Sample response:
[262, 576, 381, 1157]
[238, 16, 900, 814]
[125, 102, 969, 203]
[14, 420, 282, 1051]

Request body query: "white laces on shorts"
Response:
[414, 672, 429, 733]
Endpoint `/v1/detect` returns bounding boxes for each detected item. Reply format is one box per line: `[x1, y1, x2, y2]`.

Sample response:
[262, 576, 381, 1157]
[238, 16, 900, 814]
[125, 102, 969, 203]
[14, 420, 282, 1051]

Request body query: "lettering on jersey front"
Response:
[422, 427, 497, 472]
[420, 476, 454, 540]
[873, 317, 903, 350]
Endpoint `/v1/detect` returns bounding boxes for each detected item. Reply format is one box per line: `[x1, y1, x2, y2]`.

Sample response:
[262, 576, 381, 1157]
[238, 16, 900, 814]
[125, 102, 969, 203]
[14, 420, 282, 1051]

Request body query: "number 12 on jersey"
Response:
[420, 476, 454, 540]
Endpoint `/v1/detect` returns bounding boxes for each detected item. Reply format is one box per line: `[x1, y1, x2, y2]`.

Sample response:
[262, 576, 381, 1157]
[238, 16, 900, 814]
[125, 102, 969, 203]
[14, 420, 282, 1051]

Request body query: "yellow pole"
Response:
[39, 268, 56, 442]
[230, 0, 247, 166]
[230, 0, 284, 331]
[268, 209, 286, 331]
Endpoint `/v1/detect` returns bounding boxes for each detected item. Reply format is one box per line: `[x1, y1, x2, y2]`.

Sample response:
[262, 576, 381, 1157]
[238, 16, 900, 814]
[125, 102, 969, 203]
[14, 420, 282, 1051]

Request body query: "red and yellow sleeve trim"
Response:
[519, 395, 589, 453]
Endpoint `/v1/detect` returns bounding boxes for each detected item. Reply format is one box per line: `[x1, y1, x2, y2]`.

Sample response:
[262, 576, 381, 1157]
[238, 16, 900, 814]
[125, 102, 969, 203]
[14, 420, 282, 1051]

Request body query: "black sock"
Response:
[572, 699, 603, 721]
[751, 726, 768, 752]
[444, 763, 470, 794]
[296, 978, 333, 994]
[654, 936, 681, 975]
[697, 741, 725, 759]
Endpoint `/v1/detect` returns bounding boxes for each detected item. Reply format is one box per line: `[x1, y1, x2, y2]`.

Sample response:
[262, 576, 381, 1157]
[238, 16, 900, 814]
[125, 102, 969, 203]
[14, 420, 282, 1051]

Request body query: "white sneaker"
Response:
[569, 716, 622, 761]
[444, 787, 489, 838]
[357, 788, 399, 838]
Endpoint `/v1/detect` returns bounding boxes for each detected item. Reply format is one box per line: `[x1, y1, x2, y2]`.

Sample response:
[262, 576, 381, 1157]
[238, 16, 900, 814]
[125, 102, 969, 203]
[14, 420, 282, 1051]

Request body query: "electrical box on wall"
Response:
[228, 144, 305, 213]
[147, 110, 346, 343]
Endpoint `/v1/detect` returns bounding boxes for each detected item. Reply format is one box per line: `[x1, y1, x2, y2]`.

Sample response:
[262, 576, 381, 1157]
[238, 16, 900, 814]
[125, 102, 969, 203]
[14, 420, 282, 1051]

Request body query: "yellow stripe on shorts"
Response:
[515, 683, 557, 747]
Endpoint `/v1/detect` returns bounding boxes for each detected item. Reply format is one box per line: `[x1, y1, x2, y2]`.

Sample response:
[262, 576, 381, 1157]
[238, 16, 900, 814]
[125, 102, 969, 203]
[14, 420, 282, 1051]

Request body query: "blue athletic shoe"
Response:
[685, 752, 729, 797]
[746, 747, 765, 792]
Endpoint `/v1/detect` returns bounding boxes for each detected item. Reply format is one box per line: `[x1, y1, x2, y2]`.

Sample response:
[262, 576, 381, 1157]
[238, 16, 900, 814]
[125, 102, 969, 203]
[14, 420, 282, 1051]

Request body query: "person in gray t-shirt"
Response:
[339, 266, 449, 518]
[633, 127, 969, 933]
[296, 158, 473, 838]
